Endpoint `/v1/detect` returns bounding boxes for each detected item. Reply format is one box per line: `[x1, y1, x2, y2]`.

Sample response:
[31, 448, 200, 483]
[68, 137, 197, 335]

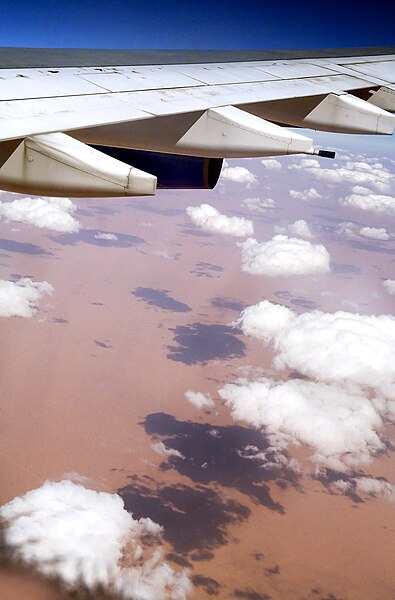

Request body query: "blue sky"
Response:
[1, 0, 394, 50]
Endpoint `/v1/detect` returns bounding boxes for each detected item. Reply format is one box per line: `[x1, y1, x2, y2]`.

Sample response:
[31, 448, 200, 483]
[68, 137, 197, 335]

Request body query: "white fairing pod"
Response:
[0, 133, 157, 197]
[303, 93, 395, 134]
[174, 106, 315, 157]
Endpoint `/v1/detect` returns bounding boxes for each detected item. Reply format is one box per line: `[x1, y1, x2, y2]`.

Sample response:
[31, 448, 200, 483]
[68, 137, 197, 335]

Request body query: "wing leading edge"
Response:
[0, 47, 394, 197]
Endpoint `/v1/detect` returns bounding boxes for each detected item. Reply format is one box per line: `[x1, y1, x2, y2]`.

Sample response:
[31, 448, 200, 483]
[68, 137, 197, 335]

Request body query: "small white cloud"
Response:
[0, 480, 191, 599]
[238, 235, 330, 277]
[242, 197, 275, 213]
[383, 279, 395, 295]
[0, 196, 80, 232]
[185, 390, 215, 410]
[359, 227, 389, 241]
[151, 442, 185, 460]
[221, 166, 257, 186]
[274, 220, 313, 238]
[334, 477, 395, 502]
[260, 159, 282, 170]
[153, 250, 174, 260]
[289, 187, 322, 200]
[337, 222, 357, 237]
[94, 232, 118, 241]
[291, 159, 393, 193]
[341, 189, 395, 214]
[186, 204, 253, 237]
[0, 278, 54, 318]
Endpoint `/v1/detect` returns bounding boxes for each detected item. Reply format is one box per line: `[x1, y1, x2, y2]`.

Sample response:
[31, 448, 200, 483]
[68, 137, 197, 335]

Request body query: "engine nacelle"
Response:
[91, 146, 224, 190]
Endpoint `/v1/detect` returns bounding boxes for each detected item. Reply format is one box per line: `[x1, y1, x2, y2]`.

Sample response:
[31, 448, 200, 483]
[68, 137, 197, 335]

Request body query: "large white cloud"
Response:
[238, 235, 330, 277]
[341, 189, 395, 215]
[219, 378, 384, 471]
[235, 301, 395, 400]
[0, 278, 53, 318]
[221, 166, 257, 185]
[0, 480, 191, 599]
[274, 219, 313, 238]
[359, 227, 390, 241]
[383, 279, 395, 295]
[0, 196, 80, 232]
[186, 204, 253, 237]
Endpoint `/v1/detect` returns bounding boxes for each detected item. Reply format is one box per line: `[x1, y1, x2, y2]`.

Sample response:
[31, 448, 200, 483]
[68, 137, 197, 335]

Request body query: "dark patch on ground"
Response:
[0, 239, 51, 255]
[118, 476, 250, 556]
[52, 318, 69, 324]
[211, 297, 246, 312]
[77, 205, 118, 217]
[94, 340, 112, 349]
[191, 575, 221, 596]
[290, 297, 319, 310]
[331, 263, 361, 275]
[132, 287, 192, 313]
[47, 229, 145, 248]
[127, 201, 184, 217]
[181, 228, 213, 237]
[233, 587, 272, 600]
[348, 240, 395, 255]
[265, 565, 280, 576]
[305, 588, 344, 600]
[190, 549, 215, 561]
[167, 323, 245, 365]
[165, 553, 192, 568]
[191, 261, 224, 278]
[90, 301, 104, 306]
[142, 412, 299, 511]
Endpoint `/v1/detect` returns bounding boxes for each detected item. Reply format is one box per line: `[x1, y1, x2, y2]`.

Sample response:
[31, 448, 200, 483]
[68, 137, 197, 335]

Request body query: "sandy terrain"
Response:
[0, 149, 394, 600]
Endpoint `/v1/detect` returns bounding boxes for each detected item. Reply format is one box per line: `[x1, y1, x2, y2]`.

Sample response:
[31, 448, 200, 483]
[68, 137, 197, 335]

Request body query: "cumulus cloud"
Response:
[290, 159, 393, 193]
[235, 300, 395, 399]
[289, 187, 322, 200]
[184, 390, 215, 410]
[242, 197, 276, 212]
[95, 232, 118, 241]
[274, 220, 313, 238]
[153, 250, 174, 260]
[151, 442, 185, 460]
[260, 159, 282, 170]
[334, 477, 395, 502]
[219, 378, 384, 471]
[0, 196, 80, 232]
[383, 279, 395, 295]
[0, 278, 53, 318]
[359, 227, 390, 241]
[238, 236, 330, 277]
[0, 480, 191, 599]
[186, 204, 253, 237]
[221, 166, 257, 185]
[341, 190, 395, 215]
[337, 221, 357, 237]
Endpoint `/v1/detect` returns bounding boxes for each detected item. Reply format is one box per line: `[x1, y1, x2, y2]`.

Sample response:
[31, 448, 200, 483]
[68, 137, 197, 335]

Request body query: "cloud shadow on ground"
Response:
[143, 412, 300, 511]
[118, 475, 250, 557]
[167, 323, 246, 365]
[132, 287, 192, 313]
[0, 239, 52, 255]
[47, 229, 145, 248]
[211, 297, 246, 312]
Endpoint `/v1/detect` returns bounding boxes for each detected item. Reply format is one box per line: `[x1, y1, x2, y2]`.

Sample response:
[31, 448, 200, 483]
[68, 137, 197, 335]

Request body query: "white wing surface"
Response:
[0, 48, 394, 197]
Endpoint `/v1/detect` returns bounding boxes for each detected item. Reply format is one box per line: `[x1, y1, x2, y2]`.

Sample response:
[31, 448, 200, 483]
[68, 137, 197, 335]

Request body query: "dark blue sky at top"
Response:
[1, 0, 394, 50]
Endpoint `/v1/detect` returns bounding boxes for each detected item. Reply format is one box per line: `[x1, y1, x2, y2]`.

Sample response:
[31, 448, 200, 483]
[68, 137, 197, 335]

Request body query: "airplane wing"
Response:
[0, 47, 394, 197]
